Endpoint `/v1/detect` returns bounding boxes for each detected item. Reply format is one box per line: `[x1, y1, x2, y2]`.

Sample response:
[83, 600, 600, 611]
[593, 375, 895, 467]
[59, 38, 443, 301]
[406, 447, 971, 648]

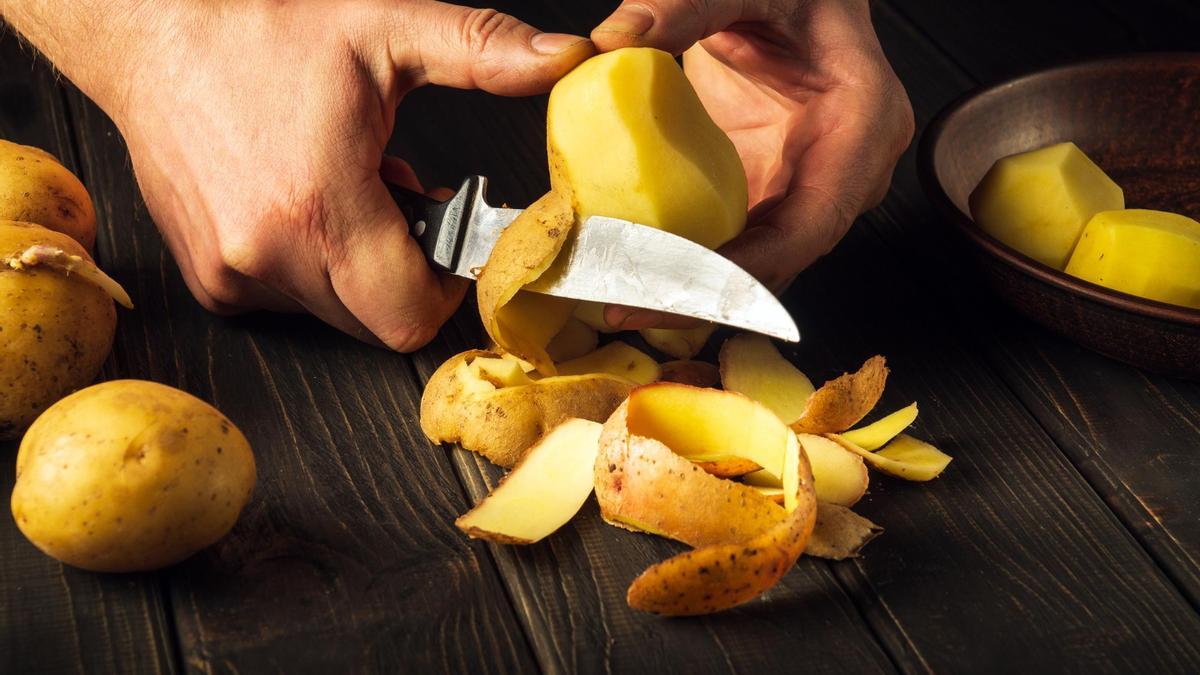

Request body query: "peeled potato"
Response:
[1065, 209, 1200, 309]
[421, 350, 632, 468]
[0, 222, 130, 439]
[547, 48, 748, 249]
[969, 142, 1124, 269]
[456, 418, 602, 544]
[0, 139, 97, 249]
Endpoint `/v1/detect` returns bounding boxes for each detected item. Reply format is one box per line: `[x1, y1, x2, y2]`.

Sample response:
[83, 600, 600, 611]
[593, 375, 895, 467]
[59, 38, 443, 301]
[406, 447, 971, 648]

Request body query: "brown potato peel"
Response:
[421, 350, 631, 468]
[791, 356, 889, 434]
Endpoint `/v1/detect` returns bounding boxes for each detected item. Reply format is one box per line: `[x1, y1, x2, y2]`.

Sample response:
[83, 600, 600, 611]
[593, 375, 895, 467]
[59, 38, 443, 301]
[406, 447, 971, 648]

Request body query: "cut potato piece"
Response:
[421, 350, 632, 468]
[456, 419, 602, 544]
[829, 433, 953, 482]
[719, 334, 814, 424]
[796, 434, 869, 507]
[657, 360, 720, 388]
[840, 403, 918, 451]
[477, 190, 578, 375]
[557, 341, 660, 385]
[471, 356, 534, 388]
[1065, 209, 1200, 309]
[792, 356, 888, 434]
[639, 324, 715, 360]
[547, 48, 747, 250]
[969, 142, 1124, 269]
[546, 318, 600, 362]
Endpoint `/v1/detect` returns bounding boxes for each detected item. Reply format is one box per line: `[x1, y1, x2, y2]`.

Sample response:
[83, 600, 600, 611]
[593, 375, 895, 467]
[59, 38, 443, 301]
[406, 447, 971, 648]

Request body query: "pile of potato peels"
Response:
[419, 47, 952, 617]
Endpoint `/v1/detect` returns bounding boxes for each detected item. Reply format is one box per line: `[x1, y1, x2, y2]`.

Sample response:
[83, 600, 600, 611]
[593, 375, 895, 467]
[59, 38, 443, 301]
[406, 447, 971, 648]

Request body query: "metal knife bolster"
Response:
[387, 176, 488, 273]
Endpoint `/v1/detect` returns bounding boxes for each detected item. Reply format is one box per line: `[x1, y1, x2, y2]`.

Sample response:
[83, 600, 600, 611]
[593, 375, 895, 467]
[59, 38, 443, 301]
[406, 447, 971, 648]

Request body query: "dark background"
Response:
[2, 1, 1200, 672]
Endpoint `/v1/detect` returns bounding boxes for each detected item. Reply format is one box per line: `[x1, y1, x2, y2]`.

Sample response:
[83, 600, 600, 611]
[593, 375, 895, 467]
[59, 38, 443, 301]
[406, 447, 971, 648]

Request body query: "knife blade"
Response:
[388, 176, 800, 342]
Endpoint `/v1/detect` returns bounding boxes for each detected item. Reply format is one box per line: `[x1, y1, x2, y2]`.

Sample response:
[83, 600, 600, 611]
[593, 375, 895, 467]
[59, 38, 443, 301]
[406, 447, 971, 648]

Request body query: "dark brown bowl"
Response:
[918, 53, 1200, 380]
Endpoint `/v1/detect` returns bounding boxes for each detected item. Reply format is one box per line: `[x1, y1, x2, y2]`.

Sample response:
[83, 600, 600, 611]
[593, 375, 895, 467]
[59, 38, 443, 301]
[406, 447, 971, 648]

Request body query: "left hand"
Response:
[593, 0, 915, 329]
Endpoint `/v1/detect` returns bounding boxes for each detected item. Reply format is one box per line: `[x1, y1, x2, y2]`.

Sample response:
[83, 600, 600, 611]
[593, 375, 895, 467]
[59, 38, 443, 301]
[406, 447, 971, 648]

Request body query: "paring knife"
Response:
[388, 176, 800, 342]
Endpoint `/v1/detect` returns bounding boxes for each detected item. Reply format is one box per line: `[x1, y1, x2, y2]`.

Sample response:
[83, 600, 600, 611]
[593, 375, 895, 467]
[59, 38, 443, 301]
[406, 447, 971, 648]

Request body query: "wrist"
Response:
[2, 0, 186, 122]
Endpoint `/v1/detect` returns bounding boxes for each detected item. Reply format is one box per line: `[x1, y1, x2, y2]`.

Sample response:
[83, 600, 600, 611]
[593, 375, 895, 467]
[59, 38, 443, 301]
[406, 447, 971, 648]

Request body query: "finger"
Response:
[718, 185, 852, 293]
[392, 2, 595, 96]
[327, 177, 469, 352]
[592, 0, 773, 54]
[380, 155, 424, 191]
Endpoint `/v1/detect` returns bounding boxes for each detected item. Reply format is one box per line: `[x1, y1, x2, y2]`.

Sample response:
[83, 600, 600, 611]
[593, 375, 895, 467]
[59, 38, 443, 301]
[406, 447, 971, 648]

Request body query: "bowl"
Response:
[918, 53, 1200, 379]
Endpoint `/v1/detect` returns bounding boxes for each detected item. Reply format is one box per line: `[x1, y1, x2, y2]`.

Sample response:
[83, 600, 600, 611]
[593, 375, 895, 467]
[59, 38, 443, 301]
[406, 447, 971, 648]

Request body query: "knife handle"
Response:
[386, 176, 483, 273]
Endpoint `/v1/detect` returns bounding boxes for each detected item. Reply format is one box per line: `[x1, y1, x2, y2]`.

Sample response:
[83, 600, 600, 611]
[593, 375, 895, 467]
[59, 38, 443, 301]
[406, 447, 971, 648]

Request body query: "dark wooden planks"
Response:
[0, 30, 178, 675]
[60, 66, 540, 675]
[400, 3, 1200, 673]
[871, 0, 1200, 608]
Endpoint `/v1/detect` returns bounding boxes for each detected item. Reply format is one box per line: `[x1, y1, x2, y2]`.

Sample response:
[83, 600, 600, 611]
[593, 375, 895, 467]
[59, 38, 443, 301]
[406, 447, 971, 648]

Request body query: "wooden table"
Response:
[3, 1, 1200, 672]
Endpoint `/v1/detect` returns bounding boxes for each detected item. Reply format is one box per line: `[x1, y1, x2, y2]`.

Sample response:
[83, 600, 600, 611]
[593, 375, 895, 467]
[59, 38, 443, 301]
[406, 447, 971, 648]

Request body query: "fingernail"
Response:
[531, 32, 586, 55]
[596, 4, 654, 37]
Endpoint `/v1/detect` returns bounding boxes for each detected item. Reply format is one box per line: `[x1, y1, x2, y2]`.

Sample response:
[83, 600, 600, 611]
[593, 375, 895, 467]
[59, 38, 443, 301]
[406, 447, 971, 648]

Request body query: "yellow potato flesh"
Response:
[456, 419, 602, 544]
[719, 334, 814, 424]
[969, 142, 1124, 269]
[471, 357, 535, 388]
[796, 434, 869, 507]
[0, 140, 97, 250]
[547, 48, 748, 250]
[12, 380, 256, 572]
[1064, 209, 1200, 309]
[545, 317, 599, 362]
[626, 383, 788, 478]
[639, 324, 715, 360]
[840, 402, 919, 451]
[829, 433, 953, 482]
[556, 341, 660, 385]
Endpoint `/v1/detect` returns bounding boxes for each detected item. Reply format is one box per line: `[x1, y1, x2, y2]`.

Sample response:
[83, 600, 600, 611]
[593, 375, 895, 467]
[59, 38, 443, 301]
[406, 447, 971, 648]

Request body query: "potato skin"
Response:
[12, 380, 256, 572]
[0, 140, 97, 250]
[0, 222, 116, 439]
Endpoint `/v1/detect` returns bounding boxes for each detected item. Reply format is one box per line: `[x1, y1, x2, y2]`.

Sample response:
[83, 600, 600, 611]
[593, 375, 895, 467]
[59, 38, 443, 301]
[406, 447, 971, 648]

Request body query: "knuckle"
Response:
[458, 8, 517, 55]
[193, 252, 248, 309]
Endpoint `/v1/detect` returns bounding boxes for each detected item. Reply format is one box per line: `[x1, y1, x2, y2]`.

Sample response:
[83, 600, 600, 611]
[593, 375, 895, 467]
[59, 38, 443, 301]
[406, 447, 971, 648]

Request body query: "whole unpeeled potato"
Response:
[0, 221, 119, 439]
[0, 139, 97, 250]
[12, 380, 257, 572]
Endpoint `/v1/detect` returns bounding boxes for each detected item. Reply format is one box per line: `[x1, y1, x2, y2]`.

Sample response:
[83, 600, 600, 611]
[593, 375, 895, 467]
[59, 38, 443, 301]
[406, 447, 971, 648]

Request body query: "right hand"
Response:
[11, 0, 594, 351]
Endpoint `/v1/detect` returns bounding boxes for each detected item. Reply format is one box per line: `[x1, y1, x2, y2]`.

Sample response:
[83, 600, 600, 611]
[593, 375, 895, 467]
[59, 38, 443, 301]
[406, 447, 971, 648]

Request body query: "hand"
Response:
[592, 0, 914, 329]
[4, 0, 594, 350]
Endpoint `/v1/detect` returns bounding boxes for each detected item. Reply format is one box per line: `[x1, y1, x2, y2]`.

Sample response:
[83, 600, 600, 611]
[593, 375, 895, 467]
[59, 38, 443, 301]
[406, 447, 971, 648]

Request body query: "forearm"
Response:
[1, 0, 175, 117]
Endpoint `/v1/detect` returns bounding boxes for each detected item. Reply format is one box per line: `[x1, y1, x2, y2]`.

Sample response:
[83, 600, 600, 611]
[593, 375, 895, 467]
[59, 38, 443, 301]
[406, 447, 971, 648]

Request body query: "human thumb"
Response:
[401, 2, 594, 96]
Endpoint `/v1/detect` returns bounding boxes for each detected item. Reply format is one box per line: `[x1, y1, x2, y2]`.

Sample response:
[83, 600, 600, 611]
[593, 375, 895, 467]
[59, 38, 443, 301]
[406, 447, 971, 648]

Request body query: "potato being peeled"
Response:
[0, 221, 129, 439]
[0, 139, 97, 250]
[12, 380, 256, 572]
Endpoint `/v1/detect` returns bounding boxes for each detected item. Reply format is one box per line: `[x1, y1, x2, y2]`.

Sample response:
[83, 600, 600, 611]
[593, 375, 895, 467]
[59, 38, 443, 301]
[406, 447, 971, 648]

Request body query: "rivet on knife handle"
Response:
[386, 176, 482, 272]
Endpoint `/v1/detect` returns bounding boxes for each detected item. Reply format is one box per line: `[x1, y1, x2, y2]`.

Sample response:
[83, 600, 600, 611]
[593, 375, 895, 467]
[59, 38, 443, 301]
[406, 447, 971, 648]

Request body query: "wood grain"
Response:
[59, 68, 540, 675]
[874, 0, 1200, 609]
[0, 29, 178, 675]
